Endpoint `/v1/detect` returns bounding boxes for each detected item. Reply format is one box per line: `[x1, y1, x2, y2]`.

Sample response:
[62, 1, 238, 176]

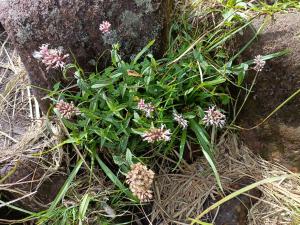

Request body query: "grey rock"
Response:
[238, 12, 300, 172]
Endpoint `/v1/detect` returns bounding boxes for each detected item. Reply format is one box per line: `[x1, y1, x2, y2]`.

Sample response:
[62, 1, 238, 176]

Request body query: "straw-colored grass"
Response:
[0, 31, 66, 216]
[0, 36, 34, 148]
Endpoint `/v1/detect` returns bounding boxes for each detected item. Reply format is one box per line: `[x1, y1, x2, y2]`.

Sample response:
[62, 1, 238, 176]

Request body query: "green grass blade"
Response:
[190, 119, 211, 153]
[207, 19, 253, 52]
[190, 119, 223, 192]
[199, 77, 226, 88]
[174, 129, 187, 169]
[230, 16, 267, 62]
[235, 87, 300, 130]
[93, 151, 134, 199]
[0, 200, 34, 215]
[133, 40, 155, 65]
[49, 159, 83, 211]
[243, 50, 290, 65]
[78, 193, 91, 225]
[194, 222, 213, 225]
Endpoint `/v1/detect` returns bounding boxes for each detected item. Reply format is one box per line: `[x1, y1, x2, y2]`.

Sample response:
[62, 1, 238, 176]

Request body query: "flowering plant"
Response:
[49, 17, 278, 207]
[26, 1, 291, 223]
[50, 41, 234, 194]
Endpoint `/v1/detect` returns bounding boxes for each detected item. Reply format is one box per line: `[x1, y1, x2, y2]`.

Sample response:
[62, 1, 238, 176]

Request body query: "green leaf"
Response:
[49, 159, 83, 210]
[243, 50, 290, 65]
[78, 193, 91, 225]
[61, 119, 78, 131]
[111, 72, 123, 79]
[220, 95, 230, 105]
[222, 8, 235, 22]
[200, 77, 226, 88]
[133, 40, 155, 65]
[91, 79, 112, 89]
[120, 134, 129, 151]
[236, 63, 248, 86]
[174, 129, 187, 169]
[126, 149, 133, 165]
[190, 119, 210, 151]
[92, 128, 113, 143]
[113, 155, 125, 166]
[184, 87, 194, 96]
[131, 128, 145, 135]
[93, 151, 134, 199]
[190, 119, 223, 192]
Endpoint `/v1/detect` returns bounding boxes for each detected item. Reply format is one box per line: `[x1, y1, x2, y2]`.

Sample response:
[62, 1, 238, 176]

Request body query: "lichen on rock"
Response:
[134, 0, 154, 13]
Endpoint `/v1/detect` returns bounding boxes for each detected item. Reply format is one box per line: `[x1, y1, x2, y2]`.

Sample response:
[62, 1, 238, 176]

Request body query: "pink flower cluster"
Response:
[55, 100, 81, 119]
[173, 112, 188, 129]
[142, 125, 171, 143]
[99, 21, 111, 34]
[203, 106, 226, 128]
[126, 163, 155, 202]
[137, 99, 155, 118]
[253, 55, 266, 72]
[33, 44, 69, 70]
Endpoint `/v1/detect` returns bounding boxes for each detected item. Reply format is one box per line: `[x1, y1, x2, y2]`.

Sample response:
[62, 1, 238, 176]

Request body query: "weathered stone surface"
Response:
[2, 161, 66, 212]
[0, 23, 4, 33]
[238, 12, 300, 171]
[204, 177, 261, 225]
[0, 0, 172, 112]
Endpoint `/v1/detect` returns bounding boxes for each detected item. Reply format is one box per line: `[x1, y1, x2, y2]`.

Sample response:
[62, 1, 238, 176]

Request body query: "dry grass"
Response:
[0, 30, 66, 216]
[0, 120, 65, 205]
[151, 134, 300, 225]
[0, 34, 40, 149]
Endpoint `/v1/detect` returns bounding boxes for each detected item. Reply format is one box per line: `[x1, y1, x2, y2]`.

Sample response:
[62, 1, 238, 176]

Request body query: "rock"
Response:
[238, 12, 300, 171]
[2, 161, 66, 212]
[205, 177, 261, 225]
[0, 23, 4, 33]
[0, 0, 173, 112]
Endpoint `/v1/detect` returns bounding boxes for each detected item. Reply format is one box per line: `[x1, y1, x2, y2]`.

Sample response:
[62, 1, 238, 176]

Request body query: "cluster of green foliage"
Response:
[43, 12, 252, 224]
[54, 17, 249, 188]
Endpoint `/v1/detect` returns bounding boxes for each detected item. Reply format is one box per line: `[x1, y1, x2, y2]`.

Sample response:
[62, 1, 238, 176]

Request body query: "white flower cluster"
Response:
[173, 111, 188, 129]
[203, 106, 226, 128]
[137, 99, 155, 118]
[253, 55, 266, 72]
[142, 125, 171, 143]
[33, 44, 69, 70]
